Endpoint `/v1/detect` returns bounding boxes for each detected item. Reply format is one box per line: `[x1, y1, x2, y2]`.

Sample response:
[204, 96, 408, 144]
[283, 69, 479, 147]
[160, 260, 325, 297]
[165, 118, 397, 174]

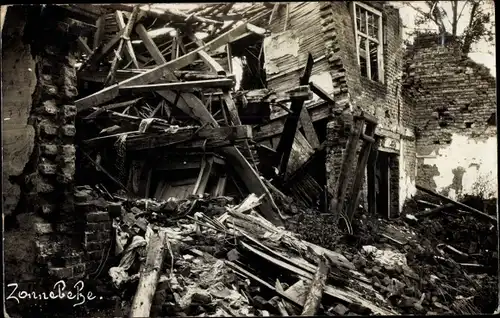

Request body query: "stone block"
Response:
[61, 144, 76, 161]
[41, 204, 56, 215]
[48, 266, 73, 279]
[40, 144, 58, 156]
[39, 120, 58, 136]
[34, 222, 54, 235]
[42, 100, 58, 115]
[87, 222, 110, 231]
[39, 163, 57, 175]
[62, 105, 77, 118]
[86, 212, 110, 223]
[61, 124, 76, 137]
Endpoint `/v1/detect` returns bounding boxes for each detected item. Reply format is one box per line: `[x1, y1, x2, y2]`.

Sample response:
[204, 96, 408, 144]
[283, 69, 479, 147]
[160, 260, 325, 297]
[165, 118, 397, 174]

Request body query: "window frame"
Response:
[351, 1, 385, 83]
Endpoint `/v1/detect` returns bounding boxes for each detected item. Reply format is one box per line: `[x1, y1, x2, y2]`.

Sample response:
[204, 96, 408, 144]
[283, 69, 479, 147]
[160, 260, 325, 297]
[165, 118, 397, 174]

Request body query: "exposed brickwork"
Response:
[403, 33, 497, 193]
[320, 2, 409, 216]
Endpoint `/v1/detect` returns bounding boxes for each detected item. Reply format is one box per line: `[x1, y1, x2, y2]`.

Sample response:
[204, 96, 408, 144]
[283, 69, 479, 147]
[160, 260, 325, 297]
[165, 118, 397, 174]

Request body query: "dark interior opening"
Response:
[231, 34, 267, 90]
[368, 150, 399, 218]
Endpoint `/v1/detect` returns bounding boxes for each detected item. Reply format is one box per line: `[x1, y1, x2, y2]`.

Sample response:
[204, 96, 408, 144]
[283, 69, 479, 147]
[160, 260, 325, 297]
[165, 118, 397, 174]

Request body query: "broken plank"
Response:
[299, 107, 320, 149]
[309, 82, 335, 105]
[135, 23, 167, 65]
[301, 256, 329, 316]
[415, 184, 496, 223]
[125, 125, 253, 151]
[83, 98, 142, 118]
[115, 10, 140, 68]
[104, 5, 141, 86]
[75, 22, 250, 110]
[87, 28, 125, 68]
[193, 157, 214, 195]
[119, 78, 234, 93]
[346, 122, 377, 221]
[274, 54, 314, 177]
[130, 229, 168, 318]
[330, 118, 364, 217]
[77, 37, 92, 55]
[93, 15, 105, 49]
[225, 261, 304, 308]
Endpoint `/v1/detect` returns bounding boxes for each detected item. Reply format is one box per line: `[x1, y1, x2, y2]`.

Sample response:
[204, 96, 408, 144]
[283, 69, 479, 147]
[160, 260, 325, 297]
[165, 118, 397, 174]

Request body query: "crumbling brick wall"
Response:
[4, 7, 113, 302]
[404, 33, 497, 199]
[320, 1, 415, 215]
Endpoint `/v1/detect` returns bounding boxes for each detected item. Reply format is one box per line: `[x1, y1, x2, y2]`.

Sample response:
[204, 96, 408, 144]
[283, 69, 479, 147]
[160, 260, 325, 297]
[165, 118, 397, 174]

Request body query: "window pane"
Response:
[369, 40, 379, 81]
[360, 10, 366, 33]
[359, 36, 367, 77]
[358, 36, 367, 56]
[367, 13, 374, 37]
[355, 6, 361, 30]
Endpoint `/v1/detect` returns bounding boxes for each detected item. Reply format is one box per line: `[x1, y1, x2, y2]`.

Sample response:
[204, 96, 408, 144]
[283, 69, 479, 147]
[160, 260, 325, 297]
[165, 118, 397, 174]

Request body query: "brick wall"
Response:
[320, 1, 415, 215]
[404, 33, 497, 198]
[4, 8, 114, 310]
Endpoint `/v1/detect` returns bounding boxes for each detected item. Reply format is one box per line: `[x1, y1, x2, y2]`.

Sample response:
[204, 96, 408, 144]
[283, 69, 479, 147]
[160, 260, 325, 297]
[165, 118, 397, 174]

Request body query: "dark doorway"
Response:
[368, 150, 399, 219]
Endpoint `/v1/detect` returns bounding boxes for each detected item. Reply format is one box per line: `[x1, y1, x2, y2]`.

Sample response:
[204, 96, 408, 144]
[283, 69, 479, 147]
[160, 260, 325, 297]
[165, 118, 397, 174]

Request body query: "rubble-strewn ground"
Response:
[288, 194, 498, 315]
[40, 189, 492, 318]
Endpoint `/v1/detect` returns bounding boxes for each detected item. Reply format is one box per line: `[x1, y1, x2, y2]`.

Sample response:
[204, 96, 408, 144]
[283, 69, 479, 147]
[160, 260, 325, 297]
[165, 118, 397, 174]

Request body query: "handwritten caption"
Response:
[7, 280, 102, 307]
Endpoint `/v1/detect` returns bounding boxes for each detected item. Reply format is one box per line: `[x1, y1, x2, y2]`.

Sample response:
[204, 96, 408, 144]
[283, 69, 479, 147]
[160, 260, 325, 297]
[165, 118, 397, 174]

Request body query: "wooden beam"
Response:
[309, 82, 335, 105]
[119, 78, 234, 93]
[78, 69, 234, 83]
[330, 118, 364, 217]
[104, 5, 141, 86]
[83, 98, 142, 119]
[346, 122, 377, 222]
[222, 92, 242, 125]
[83, 28, 125, 71]
[198, 50, 226, 75]
[246, 23, 269, 36]
[135, 23, 167, 64]
[93, 15, 105, 49]
[415, 184, 497, 223]
[125, 125, 253, 151]
[274, 53, 314, 177]
[115, 10, 140, 68]
[77, 37, 93, 55]
[193, 157, 214, 195]
[75, 22, 250, 110]
[170, 32, 179, 60]
[299, 107, 320, 149]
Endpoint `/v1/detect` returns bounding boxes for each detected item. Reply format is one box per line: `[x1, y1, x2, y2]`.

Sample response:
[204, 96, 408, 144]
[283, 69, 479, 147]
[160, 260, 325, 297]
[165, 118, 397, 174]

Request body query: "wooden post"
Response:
[330, 118, 364, 217]
[130, 230, 168, 318]
[346, 121, 377, 221]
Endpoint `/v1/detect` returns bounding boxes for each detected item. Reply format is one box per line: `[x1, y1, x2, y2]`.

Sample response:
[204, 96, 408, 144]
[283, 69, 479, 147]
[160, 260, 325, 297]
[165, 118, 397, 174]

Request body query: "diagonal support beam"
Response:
[76, 22, 249, 110]
[135, 23, 167, 65]
[274, 53, 315, 177]
[115, 10, 140, 68]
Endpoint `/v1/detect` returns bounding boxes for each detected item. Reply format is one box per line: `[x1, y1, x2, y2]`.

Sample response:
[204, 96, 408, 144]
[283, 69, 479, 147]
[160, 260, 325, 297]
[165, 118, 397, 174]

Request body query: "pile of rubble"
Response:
[72, 184, 495, 317]
[51, 3, 498, 316]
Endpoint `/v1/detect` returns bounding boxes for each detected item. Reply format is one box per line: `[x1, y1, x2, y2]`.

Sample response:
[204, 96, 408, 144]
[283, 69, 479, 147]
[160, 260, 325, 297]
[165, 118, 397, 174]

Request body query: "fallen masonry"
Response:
[2, 2, 498, 317]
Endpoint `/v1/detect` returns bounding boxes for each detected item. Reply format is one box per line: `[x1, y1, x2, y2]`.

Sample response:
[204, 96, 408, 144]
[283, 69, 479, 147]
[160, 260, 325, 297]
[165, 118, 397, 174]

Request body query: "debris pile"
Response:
[56, 2, 498, 316]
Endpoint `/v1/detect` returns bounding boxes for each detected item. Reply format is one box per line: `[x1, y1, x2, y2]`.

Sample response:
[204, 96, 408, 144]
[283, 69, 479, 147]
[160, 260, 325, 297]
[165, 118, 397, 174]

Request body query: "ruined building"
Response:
[2, 2, 497, 316]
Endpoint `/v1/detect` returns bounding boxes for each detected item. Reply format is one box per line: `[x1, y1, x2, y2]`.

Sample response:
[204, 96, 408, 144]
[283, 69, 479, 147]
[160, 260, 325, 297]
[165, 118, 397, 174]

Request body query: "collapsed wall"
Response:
[404, 33, 497, 199]
[3, 7, 113, 307]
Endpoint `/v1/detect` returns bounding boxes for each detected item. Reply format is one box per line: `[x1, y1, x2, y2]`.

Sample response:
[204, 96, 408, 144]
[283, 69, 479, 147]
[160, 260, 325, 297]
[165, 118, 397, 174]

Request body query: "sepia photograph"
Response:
[2, 1, 497, 317]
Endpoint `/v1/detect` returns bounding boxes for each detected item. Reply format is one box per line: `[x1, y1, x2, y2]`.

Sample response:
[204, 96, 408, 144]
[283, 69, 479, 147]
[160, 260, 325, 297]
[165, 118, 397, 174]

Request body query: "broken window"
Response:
[352, 2, 384, 83]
